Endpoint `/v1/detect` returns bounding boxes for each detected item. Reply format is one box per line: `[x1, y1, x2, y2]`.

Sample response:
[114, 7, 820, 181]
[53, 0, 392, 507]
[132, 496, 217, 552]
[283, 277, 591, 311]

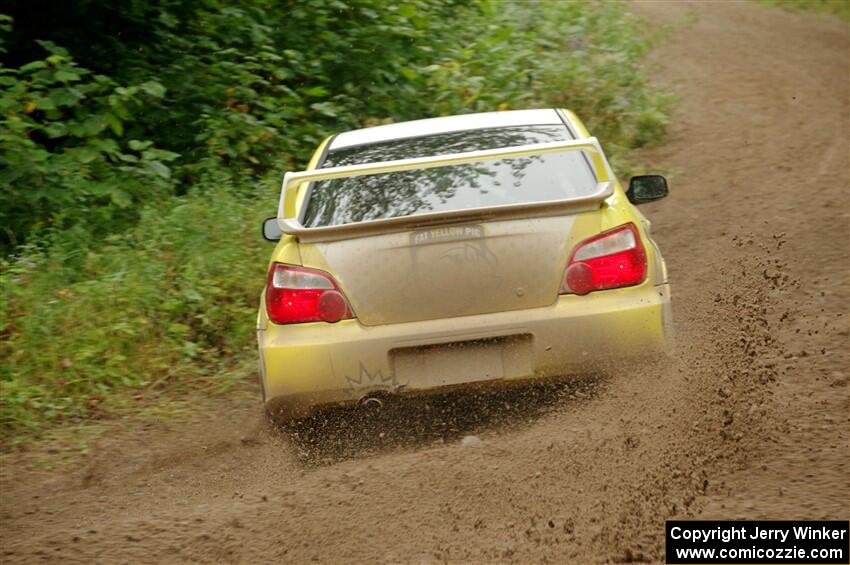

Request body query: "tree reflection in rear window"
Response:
[302, 125, 598, 228]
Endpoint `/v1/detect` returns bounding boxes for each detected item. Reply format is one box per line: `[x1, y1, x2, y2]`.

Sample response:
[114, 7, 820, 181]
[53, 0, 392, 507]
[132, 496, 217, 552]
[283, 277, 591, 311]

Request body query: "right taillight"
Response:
[265, 263, 354, 324]
[560, 223, 647, 296]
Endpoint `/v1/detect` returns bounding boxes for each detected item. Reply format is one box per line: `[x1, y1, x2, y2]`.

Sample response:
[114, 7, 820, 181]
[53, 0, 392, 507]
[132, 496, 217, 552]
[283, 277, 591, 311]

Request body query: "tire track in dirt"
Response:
[1, 2, 848, 563]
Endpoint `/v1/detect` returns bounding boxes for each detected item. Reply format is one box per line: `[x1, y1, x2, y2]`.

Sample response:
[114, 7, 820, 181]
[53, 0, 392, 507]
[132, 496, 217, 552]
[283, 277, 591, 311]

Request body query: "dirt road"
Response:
[1, 1, 848, 563]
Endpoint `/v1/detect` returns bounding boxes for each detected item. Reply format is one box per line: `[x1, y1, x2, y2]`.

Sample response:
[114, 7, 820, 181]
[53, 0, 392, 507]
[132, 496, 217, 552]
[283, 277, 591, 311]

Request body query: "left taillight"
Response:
[265, 263, 354, 324]
[560, 223, 648, 296]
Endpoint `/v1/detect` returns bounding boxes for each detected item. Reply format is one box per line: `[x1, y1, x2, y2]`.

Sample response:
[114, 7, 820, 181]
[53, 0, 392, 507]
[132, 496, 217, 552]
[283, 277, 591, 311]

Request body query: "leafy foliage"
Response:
[1, 1, 669, 438]
[0, 41, 177, 249]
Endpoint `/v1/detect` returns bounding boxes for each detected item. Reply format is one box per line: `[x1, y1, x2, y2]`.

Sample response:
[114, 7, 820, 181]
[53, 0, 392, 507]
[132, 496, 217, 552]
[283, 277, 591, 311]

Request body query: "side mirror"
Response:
[627, 175, 668, 205]
[262, 217, 282, 242]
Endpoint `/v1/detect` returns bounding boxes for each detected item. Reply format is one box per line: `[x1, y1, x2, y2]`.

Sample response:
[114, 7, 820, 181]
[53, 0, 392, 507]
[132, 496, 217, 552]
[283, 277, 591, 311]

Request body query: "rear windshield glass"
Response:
[302, 125, 597, 228]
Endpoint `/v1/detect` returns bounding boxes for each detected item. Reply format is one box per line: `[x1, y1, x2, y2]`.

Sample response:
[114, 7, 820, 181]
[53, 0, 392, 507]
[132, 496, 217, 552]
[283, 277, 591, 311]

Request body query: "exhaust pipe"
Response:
[359, 395, 384, 409]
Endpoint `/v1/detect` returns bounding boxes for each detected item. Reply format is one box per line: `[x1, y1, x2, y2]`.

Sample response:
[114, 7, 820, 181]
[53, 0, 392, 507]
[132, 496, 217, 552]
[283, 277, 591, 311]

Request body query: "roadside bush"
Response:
[418, 1, 668, 163]
[1, 0, 669, 438]
[0, 38, 177, 251]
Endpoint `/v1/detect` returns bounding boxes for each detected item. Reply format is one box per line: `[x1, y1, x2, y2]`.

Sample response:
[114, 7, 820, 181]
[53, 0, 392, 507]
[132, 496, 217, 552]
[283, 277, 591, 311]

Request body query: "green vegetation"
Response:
[759, 0, 850, 19]
[1, 0, 669, 441]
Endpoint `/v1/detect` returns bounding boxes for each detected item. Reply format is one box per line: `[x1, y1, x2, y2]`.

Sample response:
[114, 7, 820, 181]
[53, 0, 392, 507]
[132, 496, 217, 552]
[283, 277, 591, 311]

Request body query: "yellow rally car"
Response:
[258, 109, 671, 422]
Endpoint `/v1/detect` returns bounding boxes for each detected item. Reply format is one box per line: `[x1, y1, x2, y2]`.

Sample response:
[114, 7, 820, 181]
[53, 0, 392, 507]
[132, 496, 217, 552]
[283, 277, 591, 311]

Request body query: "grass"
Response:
[758, 0, 850, 19]
[1, 186, 271, 444]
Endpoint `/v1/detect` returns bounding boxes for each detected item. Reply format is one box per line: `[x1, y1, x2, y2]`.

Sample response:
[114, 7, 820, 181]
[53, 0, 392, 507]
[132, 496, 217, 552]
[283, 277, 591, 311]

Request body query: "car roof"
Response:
[329, 109, 565, 150]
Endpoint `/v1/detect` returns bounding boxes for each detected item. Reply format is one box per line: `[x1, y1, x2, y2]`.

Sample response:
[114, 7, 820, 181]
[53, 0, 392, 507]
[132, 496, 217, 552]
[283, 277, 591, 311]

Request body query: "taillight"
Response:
[265, 263, 354, 324]
[560, 223, 647, 295]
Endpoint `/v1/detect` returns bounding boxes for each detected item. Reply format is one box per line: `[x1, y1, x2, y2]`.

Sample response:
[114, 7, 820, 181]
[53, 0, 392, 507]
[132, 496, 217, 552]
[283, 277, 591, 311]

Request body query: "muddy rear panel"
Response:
[298, 215, 588, 326]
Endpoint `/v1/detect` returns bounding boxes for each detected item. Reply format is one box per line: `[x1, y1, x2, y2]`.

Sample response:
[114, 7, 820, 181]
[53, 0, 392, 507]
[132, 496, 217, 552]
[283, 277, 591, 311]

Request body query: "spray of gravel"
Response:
[588, 233, 797, 563]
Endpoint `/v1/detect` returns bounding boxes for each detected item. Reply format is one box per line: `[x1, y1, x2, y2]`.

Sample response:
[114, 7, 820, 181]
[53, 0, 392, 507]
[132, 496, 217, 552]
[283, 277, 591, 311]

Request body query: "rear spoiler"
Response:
[276, 137, 615, 243]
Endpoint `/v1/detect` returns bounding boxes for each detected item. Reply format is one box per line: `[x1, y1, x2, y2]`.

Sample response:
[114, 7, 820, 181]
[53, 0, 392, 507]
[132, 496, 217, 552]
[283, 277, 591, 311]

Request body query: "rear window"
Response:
[302, 125, 597, 228]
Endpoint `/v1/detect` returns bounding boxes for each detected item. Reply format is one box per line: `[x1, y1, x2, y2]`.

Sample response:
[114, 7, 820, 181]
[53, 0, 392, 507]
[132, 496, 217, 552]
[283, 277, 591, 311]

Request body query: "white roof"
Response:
[330, 109, 563, 150]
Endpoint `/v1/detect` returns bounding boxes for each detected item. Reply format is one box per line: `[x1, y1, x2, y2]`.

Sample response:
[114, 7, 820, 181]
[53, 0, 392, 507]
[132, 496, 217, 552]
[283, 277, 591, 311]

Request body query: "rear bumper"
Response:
[258, 283, 671, 420]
